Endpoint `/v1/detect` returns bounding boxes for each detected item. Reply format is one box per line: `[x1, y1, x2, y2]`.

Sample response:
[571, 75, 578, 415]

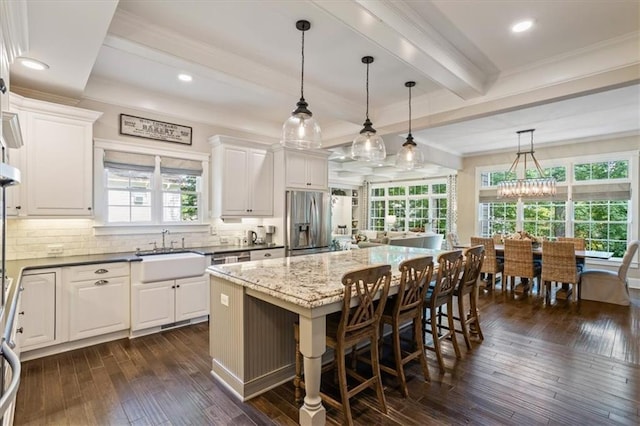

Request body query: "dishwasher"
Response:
[211, 250, 252, 265]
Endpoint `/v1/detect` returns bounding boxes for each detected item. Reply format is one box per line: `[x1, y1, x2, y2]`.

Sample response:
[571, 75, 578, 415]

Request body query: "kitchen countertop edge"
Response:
[6, 244, 285, 280]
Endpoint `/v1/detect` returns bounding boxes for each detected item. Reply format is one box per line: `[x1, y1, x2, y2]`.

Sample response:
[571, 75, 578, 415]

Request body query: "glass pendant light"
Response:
[351, 56, 386, 161]
[395, 81, 424, 170]
[282, 20, 321, 149]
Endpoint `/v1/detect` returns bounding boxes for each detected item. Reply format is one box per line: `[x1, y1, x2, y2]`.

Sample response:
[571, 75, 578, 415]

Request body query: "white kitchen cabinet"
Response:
[210, 135, 273, 218]
[18, 269, 66, 351]
[175, 275, 210, 321]
[5, 145, 24, 216]
[132, 279, 175, 330]
[131, 273, 209, 331]
[285, 151, 328, 190]
[9, 94, 102, 216]
[250, 247, 285, 261]
[65, 263, 130, 341]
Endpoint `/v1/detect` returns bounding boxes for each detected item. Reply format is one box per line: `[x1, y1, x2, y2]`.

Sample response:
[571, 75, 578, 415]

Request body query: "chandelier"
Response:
[497, 129, 556, 199]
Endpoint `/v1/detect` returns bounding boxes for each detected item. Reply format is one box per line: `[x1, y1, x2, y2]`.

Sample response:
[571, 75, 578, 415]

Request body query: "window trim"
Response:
[94, 138, 210, 234]
[474, 150, 638, 258]
[369, 178, 448, 232]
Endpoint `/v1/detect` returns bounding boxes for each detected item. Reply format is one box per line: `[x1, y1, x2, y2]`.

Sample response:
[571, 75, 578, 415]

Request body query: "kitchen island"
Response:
[207, 245, 443, 426]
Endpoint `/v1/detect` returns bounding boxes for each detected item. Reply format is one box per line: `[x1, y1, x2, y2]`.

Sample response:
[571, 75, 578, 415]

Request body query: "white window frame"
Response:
[93, 138, 210, 235]
[475, 150, 638, 260]
[369, 179, 448, 232]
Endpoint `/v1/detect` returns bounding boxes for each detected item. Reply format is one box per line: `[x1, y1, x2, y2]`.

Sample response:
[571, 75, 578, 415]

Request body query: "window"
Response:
[477, 154, 635, 258]
[369, 180, 447, 232]
[95, 141, 209, 230]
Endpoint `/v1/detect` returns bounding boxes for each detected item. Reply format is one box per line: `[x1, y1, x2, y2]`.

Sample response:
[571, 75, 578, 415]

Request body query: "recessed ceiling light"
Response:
[178, 73, 193, 82]
[511, 19, 533, 33]
[19, 57, 49, 71]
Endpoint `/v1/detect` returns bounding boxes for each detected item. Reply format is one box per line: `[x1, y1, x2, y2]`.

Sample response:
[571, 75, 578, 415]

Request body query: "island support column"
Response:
[298, 315, 326, 426]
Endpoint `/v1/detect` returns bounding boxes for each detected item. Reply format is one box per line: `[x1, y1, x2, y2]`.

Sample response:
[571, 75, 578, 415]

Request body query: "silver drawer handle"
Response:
[94, 280, 109, 286]
[95, 268, 109, 274]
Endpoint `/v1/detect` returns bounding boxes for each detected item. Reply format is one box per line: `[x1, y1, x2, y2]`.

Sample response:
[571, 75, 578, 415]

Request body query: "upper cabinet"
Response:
[283, 150, 329, 191]
[10, 94, 102, 216]
[210, 135, 274, 218]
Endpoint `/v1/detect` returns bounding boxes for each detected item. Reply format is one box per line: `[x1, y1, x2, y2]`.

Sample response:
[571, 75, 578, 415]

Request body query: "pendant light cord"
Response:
[365, 61, 370, 120]
[408, 84, 412, 135]
[300, 30, 305, 100]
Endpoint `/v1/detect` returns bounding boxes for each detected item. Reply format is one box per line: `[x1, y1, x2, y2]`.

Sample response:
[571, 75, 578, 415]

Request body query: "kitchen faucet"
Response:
[161, 229, 170, 249]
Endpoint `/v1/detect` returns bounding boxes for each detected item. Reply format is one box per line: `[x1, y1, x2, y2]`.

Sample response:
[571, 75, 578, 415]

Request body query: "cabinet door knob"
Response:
[18, 311, 24, 315]
[171, 285, 176, 289]
[88, 207, 92, 210]
[16, 327, 23, 334]
[95, 268, 109, 274]
[94, 280, 109, 286]
[15, 206, 21, 210]
[176, 285, 180, 288]
[264, 253, 271, 257]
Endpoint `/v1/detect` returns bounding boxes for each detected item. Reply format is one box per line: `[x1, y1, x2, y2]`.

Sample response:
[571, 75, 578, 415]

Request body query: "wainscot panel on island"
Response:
[207, 245, 445, 426]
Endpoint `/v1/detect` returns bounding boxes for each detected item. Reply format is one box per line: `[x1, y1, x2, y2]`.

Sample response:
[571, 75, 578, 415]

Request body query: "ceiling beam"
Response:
[311, 0, 491, 100]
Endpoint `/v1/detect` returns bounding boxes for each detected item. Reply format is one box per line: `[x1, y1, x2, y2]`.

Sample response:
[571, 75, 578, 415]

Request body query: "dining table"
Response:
[207, 245, 445, 426]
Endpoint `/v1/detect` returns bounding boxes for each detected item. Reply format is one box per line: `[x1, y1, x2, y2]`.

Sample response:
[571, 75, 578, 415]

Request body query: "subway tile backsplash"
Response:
[6, 218, 271, 260]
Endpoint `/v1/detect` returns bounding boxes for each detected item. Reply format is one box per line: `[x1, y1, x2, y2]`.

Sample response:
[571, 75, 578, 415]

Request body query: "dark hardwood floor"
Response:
[15, 287, 640, 425]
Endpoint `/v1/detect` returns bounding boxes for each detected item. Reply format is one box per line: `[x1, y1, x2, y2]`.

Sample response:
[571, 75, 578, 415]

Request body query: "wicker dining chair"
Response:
[293, 264, 392, 426]
[503, 239, 541, 295]
[470, 236, 503, 290]
[558, 236, 586, 272]
[453, 245, 485, 349]
[557, 237, 586, 250]
[379, 256, 434, 397]
[541, 241, 581, 302]
[423, 250, 464, 371]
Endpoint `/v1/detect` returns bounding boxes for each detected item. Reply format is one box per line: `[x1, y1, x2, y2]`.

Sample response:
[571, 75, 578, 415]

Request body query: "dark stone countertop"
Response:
[5, 244, 284, 281]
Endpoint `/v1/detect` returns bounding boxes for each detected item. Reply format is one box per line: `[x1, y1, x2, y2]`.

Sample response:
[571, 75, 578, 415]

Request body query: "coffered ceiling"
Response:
[8, 0, 640, 184]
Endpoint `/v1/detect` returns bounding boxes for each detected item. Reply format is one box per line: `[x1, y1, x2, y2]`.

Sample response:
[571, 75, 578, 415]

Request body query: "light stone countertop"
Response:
[207, 245, 444, 309]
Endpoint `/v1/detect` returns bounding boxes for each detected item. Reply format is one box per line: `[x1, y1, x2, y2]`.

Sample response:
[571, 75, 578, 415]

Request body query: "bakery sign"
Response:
[119, 114, 192, 145]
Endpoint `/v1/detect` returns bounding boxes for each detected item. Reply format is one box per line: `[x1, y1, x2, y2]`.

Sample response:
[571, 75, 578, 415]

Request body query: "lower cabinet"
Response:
[67, 275, 130, 341]
[18, 262, 131, 354]
[65, 262, 130, 341]
[18, 269, 64, 351]
[131, 274, 209, 331]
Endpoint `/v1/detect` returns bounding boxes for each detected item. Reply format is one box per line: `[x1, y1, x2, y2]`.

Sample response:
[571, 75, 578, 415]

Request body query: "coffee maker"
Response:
[265, 225, 275, 245]
[256, 226, 266, 245]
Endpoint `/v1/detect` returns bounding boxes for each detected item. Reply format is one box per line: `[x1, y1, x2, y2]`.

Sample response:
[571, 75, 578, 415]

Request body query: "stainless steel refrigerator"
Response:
[285, 190, 331, 256]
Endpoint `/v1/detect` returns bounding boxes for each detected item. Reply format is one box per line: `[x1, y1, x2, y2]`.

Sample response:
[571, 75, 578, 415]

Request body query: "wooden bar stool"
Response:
[453, 245, 485, 349]
[293, 264, 392, 426]
[423, 250, 464, 372]
[379, 256, 434, 397]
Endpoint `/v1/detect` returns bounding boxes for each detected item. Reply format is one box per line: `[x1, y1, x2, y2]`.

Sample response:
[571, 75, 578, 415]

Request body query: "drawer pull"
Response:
[16, 327, 23, 334]
[94, 280, 109, 286]
[95, 268, 109, 274]
[264, 253, 272, 257]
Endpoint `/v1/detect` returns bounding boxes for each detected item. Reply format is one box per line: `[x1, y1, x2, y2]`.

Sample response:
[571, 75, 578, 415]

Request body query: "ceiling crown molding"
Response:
[1, 0, 29, 63]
